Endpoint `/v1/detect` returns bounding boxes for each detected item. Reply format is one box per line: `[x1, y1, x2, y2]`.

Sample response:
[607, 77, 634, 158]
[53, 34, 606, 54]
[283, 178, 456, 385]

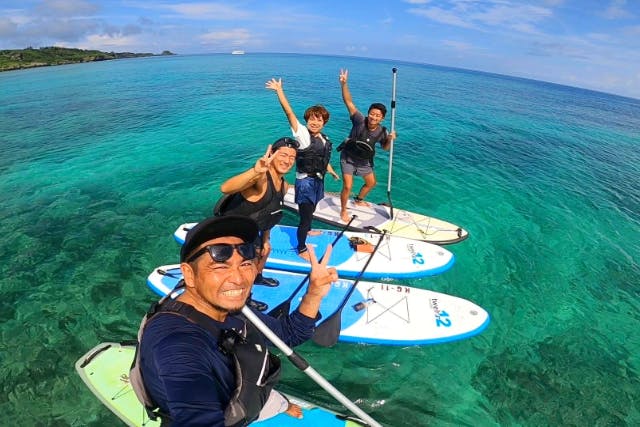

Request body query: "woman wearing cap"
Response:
[214, 138, 298, 309]
[266, 77, 340, 260]
[337, 69, 396, 223]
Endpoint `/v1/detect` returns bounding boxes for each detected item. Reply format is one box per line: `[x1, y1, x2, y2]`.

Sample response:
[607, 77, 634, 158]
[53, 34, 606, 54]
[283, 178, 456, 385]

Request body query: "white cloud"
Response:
[408, 1, 553, 34]
[442, 39, 472, 50]
[473, 4, 552, 28]
[408, 6, 476, 29]
[602, 0, 633, 20]
[199, 28, 251, 45]
[82, 33, 140, 48]
[624, 25, 640, 36]
[587, 32, 613, 42]
[35, 0, 100, 17]
[158, 2, 251, 20]
[0, 17, 18, 36]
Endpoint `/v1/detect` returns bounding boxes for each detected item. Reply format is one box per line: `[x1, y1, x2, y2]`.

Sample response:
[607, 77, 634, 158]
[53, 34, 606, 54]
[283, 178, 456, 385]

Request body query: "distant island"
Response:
[0, 46, 176, 72]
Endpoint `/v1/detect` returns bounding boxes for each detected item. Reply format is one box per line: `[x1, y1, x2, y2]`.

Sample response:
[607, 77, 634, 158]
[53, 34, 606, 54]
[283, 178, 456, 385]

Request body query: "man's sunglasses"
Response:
[186, 243, 257, 263]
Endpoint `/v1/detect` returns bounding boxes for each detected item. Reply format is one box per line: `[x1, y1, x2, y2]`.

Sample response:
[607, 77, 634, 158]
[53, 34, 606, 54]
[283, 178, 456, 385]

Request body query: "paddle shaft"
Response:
[268, 215, 357, 319]
[241, 306, 382, 427]
[387, 68, 397, 219]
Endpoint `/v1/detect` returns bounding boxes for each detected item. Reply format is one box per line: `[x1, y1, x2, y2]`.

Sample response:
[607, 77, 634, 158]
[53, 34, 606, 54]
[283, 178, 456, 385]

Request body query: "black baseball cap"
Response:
[271, 137, 299, 153]
[180, 215, 259, 262]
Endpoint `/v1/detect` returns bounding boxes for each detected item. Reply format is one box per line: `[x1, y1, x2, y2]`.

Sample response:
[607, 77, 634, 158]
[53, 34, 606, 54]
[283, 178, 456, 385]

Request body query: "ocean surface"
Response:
[1, 53, 639, 426]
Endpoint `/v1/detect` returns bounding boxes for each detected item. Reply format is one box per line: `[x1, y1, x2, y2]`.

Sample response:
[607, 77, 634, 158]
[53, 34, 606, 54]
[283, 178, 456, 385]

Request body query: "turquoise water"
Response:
[1, 53, 639, 426]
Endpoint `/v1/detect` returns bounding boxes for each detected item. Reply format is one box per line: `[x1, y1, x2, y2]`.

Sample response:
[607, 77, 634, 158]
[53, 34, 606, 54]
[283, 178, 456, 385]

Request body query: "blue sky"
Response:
[1, 0, 639, 99]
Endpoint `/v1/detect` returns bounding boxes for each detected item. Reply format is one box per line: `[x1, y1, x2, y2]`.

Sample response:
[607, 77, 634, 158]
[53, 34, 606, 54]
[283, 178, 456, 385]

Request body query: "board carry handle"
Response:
[311, 231, 387, 347]
[268, 215, 357, 319]
[157, 268, 182, 279]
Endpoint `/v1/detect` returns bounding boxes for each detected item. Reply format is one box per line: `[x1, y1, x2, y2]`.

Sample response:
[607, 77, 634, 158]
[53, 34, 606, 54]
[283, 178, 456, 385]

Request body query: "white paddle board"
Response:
[284, 188, 469, 244]
[148, 265, 490, 346]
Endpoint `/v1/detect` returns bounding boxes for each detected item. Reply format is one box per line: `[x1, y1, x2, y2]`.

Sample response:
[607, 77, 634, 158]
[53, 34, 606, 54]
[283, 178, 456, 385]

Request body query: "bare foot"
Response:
[354, 199, 370, 207]
[298, 250, 311, 261]
[307, 230, 322, 236]
[340, 210, 350, 222]
[285, 403, 303, 419]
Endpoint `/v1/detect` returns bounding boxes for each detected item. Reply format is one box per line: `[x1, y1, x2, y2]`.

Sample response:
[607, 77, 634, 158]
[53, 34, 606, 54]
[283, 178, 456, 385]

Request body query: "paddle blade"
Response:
[311, 310, 342, 347]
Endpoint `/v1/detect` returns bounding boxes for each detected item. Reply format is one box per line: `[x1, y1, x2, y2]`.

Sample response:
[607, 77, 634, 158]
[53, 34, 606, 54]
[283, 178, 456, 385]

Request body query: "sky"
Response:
[1, 0, 640, 99]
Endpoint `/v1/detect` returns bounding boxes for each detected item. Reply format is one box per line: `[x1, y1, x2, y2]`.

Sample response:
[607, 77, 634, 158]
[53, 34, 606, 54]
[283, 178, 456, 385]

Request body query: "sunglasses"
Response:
[186, 243, 257, 263]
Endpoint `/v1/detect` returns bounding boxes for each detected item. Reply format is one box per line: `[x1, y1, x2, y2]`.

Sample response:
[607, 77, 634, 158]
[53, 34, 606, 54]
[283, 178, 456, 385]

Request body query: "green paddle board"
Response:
[76, 342, 368, 426]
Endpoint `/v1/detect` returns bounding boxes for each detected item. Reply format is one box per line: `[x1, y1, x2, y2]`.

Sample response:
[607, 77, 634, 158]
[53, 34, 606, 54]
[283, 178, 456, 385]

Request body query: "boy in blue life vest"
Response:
[338, 69, 396, 223]
[266, 78, 340, 261]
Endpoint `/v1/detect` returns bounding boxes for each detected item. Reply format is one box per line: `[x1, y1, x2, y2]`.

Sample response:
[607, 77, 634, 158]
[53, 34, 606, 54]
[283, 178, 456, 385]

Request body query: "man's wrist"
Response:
[301, 293, 323, 305]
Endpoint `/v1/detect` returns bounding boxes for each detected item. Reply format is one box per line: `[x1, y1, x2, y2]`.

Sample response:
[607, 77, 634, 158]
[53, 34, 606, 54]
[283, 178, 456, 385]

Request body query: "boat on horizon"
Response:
[231, 50, 245, 55]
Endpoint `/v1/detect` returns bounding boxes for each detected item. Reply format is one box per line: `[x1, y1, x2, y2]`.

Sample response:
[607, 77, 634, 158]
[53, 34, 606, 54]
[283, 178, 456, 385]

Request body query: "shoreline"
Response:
[0, 46, 175, 73]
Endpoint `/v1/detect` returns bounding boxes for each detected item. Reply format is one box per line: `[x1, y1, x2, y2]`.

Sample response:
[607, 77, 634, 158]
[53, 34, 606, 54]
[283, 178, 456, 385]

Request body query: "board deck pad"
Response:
[76, 342, 367, 427]
[148, 265, 490, 346]
[284, 188, 469, 245]
[174, 223, 456, 280]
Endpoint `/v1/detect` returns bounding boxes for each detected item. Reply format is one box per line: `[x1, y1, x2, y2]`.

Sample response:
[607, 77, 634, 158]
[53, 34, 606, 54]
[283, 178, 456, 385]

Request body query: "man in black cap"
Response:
[214, 137, 299, 310]
[137, 215, 337, 425]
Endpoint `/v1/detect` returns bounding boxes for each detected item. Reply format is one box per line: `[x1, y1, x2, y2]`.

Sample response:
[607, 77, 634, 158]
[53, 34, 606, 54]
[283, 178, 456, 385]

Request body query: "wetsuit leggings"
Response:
[297, 202, 316, 253]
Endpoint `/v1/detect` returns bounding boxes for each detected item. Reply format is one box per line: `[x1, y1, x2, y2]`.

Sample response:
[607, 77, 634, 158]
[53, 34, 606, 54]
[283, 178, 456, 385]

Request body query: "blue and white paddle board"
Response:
[148, 265, 490, 346]
[76, 342, 368, 426]
[174, 223, 455, 280]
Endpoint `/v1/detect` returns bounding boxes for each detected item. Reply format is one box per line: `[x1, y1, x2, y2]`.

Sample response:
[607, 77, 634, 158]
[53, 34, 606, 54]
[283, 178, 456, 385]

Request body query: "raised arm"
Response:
[265, 78, 299, 132]
[219, 145, 273, 194]
[339, 69, 358, 116]
[296, 244, 337, 319]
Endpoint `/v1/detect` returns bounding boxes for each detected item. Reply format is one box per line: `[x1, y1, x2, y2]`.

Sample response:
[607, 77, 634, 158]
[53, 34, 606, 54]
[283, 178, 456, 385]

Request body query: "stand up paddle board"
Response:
[284, 188, 468, 245]
[76, 342, 366, 427]
[174, 223, 455, 280]
[148, 265, 490, 346]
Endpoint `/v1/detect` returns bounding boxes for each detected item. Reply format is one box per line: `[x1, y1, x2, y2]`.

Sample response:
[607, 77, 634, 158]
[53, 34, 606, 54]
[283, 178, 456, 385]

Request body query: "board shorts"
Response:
[340, 152, 373, 176]
[295, 176, 324, 205]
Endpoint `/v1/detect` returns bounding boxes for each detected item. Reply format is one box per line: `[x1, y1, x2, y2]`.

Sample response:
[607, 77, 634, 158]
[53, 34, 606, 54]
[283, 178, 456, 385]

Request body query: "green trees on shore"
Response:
[0, 46, 175, 72]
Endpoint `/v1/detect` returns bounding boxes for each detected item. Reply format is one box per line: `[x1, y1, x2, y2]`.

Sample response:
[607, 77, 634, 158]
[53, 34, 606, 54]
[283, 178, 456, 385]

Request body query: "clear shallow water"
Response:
[1, 53, 639, 426]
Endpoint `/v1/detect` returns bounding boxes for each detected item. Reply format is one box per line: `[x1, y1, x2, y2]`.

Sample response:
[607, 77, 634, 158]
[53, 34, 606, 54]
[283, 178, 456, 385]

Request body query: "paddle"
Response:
[312, 231, 387, 347]
[386, 67, 397, 220]
[241, 306, 383, 427]
[267, 215, 357, 319]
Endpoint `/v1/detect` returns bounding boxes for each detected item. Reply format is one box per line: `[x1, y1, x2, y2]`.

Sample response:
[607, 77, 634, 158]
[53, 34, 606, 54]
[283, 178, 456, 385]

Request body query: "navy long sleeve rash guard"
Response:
[139, 307, 317, 426]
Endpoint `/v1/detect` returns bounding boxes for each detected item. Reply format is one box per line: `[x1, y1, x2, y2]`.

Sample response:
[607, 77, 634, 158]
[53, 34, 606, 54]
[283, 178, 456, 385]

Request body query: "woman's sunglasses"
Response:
[186, 243, 257, 263]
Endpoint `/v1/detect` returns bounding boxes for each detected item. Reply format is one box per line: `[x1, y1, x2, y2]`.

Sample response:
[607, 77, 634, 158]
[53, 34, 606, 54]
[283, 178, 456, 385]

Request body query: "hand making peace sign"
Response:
[306, 244, 338, 298]
[253, 144, 276, 174]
